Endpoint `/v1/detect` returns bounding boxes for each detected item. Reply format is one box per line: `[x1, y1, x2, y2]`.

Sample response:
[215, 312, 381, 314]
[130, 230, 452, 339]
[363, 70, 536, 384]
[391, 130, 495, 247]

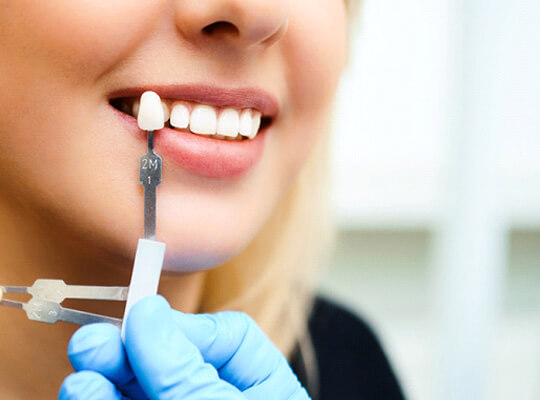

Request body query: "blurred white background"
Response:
[323, 0, 540, 399]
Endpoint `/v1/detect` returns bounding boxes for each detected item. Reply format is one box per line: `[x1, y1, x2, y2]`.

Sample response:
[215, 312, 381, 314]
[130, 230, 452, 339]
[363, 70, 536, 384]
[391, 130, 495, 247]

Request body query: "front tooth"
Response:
[217, 108, 239, 137]
[137, 91, 164, 131]
[239, 109, 252, 137]
[170, 103, 190, 129]
[190, 105, 217, 135]
[249, 111, 262, 139]
[162, 101, 170, 123]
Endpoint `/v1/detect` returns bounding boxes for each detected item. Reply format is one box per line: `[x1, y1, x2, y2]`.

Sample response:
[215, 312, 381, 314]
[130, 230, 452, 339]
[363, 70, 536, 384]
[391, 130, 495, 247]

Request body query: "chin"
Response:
[151, 181, 272, 273]
[158, 227, 252, 273]
[161, 249, 239, 273]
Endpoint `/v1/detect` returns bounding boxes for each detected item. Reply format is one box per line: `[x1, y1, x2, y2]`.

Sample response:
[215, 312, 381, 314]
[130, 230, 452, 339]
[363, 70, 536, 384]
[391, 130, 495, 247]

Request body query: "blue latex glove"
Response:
[58, 295, 310, 400]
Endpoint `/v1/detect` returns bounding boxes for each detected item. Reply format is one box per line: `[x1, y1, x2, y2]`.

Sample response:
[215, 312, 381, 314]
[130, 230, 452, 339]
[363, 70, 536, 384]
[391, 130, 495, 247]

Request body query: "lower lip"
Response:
[113, 107, 268, 179]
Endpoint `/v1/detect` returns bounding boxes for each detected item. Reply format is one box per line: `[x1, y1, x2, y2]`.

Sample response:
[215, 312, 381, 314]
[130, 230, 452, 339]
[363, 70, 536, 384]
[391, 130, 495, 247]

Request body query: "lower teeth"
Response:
[164, 121, 247, 140]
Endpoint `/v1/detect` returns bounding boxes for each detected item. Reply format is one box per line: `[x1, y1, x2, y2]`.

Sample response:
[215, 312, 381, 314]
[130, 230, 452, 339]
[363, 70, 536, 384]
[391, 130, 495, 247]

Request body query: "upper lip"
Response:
[108, 84, 280, 118]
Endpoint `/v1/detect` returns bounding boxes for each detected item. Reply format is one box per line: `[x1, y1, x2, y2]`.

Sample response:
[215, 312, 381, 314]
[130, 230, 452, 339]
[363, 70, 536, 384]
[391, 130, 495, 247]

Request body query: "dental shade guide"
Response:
[0, 280, 127, 327]
[0, 91, 166, 331]
[121, 91, 166, 338]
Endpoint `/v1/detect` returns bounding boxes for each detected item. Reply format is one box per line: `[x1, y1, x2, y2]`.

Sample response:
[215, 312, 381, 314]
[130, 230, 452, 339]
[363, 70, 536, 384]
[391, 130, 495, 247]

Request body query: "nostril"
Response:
[202, 21, 239, 37]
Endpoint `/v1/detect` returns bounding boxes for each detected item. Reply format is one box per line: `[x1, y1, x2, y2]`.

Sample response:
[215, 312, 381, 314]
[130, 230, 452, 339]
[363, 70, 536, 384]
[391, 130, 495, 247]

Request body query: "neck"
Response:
[0, 195, 205, 398]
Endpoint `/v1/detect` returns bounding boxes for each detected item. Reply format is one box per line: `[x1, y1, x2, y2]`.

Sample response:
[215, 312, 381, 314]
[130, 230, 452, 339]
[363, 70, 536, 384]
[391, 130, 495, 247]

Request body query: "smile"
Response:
[108, 84, 280, 179]
[116, 98, 268, 141]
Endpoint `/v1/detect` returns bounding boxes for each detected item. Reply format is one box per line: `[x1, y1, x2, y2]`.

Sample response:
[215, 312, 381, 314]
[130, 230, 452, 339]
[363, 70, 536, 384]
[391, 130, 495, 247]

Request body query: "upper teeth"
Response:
[132, 98, 263, 140]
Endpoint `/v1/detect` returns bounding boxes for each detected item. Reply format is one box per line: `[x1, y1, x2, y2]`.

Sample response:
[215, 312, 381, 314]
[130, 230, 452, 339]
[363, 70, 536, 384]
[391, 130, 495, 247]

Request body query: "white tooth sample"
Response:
[137, 91, 164, 131]
[249, 111, 262, 139]
[239, 109, 253, 137]
[217, 108, 240, 137]
[190, 105, 217, 135]
[162, 101, 170, 123]
[170, 103, 190, 129]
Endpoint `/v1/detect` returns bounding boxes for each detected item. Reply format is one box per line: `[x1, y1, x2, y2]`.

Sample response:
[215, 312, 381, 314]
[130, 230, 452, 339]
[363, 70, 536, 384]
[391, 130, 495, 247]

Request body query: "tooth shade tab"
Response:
[137, 91, 164, 131]
[217, 108, 240, 137]
[170, 103, 190, 129]
[190, 105, 217, 135]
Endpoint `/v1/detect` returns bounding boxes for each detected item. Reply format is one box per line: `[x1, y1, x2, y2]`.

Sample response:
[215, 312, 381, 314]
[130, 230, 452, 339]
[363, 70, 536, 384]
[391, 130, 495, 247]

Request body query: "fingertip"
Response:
[68, 324, 146, 399]
[140, 294, 170, 308]
[68, 323, 131, 384]
[129, 295, 170, 319]
[68, 323, 120, 365]
[221, 311, 255, 331]
[59, 371, 121, 400]
[125, 295, 170, 335]
[69, 323, 119, 350]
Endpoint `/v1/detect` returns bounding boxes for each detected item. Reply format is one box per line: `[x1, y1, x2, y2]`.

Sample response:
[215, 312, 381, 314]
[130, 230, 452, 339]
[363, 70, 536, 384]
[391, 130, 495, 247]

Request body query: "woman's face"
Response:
[0, 1, 347, 271]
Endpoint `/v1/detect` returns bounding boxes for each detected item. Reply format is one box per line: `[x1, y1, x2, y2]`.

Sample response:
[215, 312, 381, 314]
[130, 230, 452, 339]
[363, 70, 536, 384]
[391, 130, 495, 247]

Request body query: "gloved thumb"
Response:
[170, 310, 310, 399]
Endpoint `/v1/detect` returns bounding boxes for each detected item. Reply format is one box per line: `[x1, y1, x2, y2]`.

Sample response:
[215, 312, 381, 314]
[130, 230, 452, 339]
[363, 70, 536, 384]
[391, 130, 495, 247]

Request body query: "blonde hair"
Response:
[199, 0, 360, 361]
[199, 117, 335, 352]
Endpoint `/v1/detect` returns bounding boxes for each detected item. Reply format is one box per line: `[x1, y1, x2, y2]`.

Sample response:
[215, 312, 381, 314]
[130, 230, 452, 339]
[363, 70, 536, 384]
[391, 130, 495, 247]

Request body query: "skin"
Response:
[0, 0, 347, 398]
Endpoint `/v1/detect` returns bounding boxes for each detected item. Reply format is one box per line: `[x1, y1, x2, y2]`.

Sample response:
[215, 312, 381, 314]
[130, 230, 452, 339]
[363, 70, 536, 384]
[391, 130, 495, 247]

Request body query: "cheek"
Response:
[0, 0, 166, 82]
[0, 0, 169, 207]
[286, 0, 348, 98]
[277, 0, 347, 175]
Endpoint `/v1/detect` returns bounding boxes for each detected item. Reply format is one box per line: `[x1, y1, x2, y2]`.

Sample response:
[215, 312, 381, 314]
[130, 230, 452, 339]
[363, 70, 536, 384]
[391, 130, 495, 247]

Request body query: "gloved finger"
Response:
[242, 361, 310, 400]
[171, 310, 307, 398]
[67, 323, 146, 399]
[58, 370, 123, 400]
[124, 295, 243, 400]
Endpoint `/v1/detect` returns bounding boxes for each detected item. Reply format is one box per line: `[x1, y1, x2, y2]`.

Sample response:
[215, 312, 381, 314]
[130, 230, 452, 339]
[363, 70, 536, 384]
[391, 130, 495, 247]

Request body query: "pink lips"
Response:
[109, 84, 279, 179]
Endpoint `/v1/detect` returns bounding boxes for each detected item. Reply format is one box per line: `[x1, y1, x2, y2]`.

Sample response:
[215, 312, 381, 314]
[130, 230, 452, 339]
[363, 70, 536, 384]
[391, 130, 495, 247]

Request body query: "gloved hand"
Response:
[58, 295, 310, 400]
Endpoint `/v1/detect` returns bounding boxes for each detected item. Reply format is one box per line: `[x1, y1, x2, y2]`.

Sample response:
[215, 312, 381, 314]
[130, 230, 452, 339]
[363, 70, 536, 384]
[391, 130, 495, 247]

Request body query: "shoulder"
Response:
[308, 295, 383, 352]
[290, 295, 406, 400]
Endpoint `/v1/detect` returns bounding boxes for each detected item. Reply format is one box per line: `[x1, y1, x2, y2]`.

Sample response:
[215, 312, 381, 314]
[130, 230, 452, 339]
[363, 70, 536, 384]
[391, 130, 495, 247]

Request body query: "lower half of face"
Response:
[0, 0, 347, 272]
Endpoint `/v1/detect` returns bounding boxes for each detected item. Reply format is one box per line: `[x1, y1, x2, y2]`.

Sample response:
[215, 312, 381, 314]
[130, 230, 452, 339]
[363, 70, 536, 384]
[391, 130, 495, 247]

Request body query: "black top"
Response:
[289, 296, 406, 400]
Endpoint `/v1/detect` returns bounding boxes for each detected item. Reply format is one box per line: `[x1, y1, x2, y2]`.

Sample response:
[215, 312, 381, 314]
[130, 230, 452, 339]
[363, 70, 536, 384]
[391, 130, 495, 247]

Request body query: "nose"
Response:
[174, 0, 290, 49]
